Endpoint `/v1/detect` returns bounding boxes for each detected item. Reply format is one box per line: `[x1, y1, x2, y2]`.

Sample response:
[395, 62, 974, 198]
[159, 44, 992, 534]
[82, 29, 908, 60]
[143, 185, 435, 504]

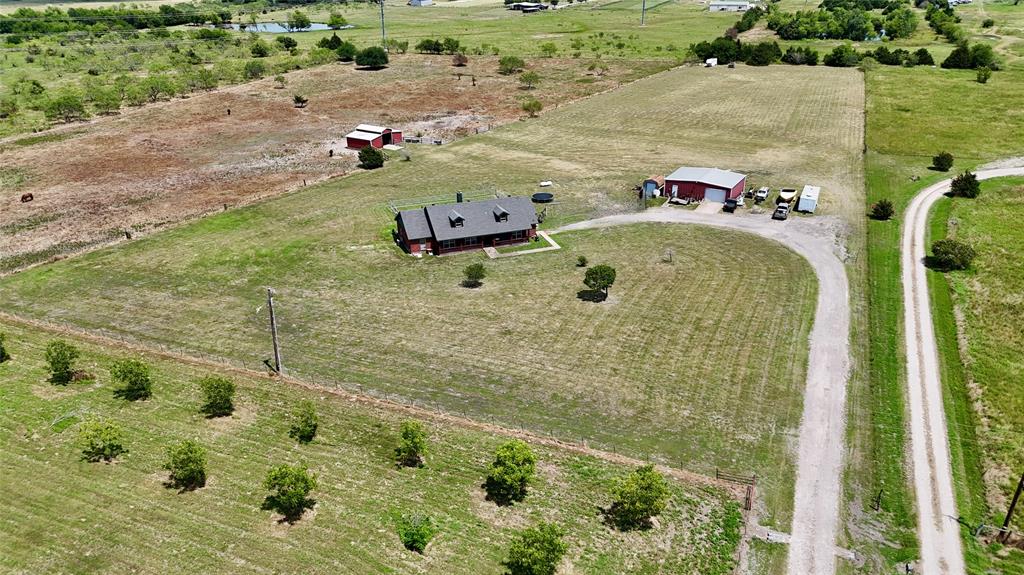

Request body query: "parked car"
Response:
[735, 195, 745, 207]
[744, 187, 755, 198]
[723, 198, 738, 213]
[754, 187, 770, 203]
[772, 202, 790, 221]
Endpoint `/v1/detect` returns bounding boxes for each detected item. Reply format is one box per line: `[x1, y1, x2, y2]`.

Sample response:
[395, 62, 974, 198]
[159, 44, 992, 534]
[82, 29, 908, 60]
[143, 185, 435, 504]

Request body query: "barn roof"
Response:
[355, 124, 388, 134]
[396, 209, 433, 241]
[424, 196, 537, 242]
[345, 130, 382, 141]
[665, 166, 746, 189]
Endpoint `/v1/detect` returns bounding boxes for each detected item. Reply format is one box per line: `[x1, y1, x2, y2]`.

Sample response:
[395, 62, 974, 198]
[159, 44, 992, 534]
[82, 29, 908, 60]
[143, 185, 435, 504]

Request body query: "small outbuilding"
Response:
[663, 166, 746, 203]
[709, 0, 753, 11]
[642, 175, 665, 198]
[796, 185, 820, 213]
[396, 196, 538, 255]
[408, 0, 433, 5]
[345, 124, 404, 150]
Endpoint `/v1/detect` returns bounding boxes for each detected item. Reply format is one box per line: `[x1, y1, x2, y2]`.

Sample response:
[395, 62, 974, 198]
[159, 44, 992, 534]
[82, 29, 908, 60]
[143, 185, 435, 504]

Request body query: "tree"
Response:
[941, 43, 972, 69]
[395, 513, 437, 553]
[45, 339, 80, 385]
[977, 66, 992, 84]
[395, 420, 428, 467]
[163, 439, 207, 490]
[452, 53, 469, 67]
[243, 60, 266, 80]
[0, 333, 11, 363]
[824, 43, 860, 67]
[884, 7, 918, 39]
[950, 170, 981, 198]
[358, 146, 386, 169]
[576, 255, 588, 267]
[539, 42, 557, 57]
[485, 439, 537, 505]
[969, 43, 998, 70]
[287, 10, 312, 31]
[250, 38, 271, 58]
[869, 198, 895, 220]
[356, 46, 389, 69]
[43, 92, 87, 123]
[89, 86, 122, 115]
[932, 151, 954, 171]
[914, 47, 934, 66]
[441, 37, 462, 55]
[522, 98, 543, 117]
[198, 375, 235, 417]
[328, 12, 349, 29]
[745, 41, 782, 66]
[289, 400, 319, 443]
[416, 38, 444, 54]
[262, 464, 317, 521]
[78, 419, 127, 462]
[519, 71, 540, 89]
[583, 264, 616, 296]
[275, 36, 298, 52]
[501, 522, 568, 575]
[318, 33, 344, 51]
[293, 93, 309, 108]
[606, 464, 671, 530]
[111, 358, 153, 401]
[386, 39, 410, 54]
[499, 55, 526, 75]
[930, 238, 976, 271]
[462, 262, 487, 288]
[140, 75, 176, 102]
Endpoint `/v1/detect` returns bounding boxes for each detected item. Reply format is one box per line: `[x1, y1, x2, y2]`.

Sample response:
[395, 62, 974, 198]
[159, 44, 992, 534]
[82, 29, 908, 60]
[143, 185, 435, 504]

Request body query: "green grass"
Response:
[0, 319, 743, 574]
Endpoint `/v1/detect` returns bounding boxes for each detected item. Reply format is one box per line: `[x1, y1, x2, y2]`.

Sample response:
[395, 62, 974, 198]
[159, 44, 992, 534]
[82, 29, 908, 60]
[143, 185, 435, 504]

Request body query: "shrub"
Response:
[289, 400, 319, 443]
[395, 513, 437, 553]
[243, 59, 266, 80]
[745, 41, 782, 66]
[519, 70, 540, 89]
[250, 39, 270, 58]
[539, 42, 557, 57]
[824, 43, 860, 67]
[485, 439, 537, 505]
[416, 38, 444, 54]
[198, 375, 235, 417]
[977, 66, 992, 84]
[358, 146, 385, 169]
[356, 46, 389, 69]
[462, 262, 487, 288]
[43, 92, 88, 123]
[930, 238, 976, 270]
[111, 358, 153, 401]
[914, 47, 934, 65]
[395, 420, 428, 467]
[606, 464, 671, 530]
[932, 151, 954, 171]
[337, 41, 358, 62]
[870, 198, 896, 220]
[522, 98, 543, 117]
[45, 339, 80, 385]
[78, 419, 127, 462]
[262, 464, 317, 521]
[576, 255, 588, 267]
[782, 46, 819, 65]
[453, 53, 469, 66]
[499, 55, 526, 75]
[441, 37, 462, 55]
[274, 74, 287, 89]
[950, 170, 981, 198]
[982, 18, 995, 28]
[941, 43, 972, 69]
[318, 33, 344, 51]
[386, 39, 410, 54]
[293, 94, 309, 108]
[584, 264, 616, 296]
[0, 333, 10, 363]
[969, 43, 998, 70]
[275, 36, 297, 51]
[502, 522, 567, 575]
[164, 439, 207, 490]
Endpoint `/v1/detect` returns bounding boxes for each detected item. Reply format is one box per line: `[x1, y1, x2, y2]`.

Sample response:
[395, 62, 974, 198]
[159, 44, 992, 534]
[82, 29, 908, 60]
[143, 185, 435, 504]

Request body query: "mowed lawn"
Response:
[0, 321, 743, 574]
[0, 65, 851, 527]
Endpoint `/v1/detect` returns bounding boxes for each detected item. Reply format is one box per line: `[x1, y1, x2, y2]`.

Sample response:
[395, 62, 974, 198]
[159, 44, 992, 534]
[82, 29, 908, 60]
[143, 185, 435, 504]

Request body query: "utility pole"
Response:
[640, 0, 647, 26]
[1001, 472, 1024, 541]
[379, 0, 387, 50]
[266, 288, 283, 374]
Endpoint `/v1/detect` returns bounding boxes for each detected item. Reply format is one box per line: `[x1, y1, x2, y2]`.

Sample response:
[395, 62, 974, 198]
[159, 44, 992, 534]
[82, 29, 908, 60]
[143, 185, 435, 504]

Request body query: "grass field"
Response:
[0, 65, 868, 542]
[0, 319, 744, 574]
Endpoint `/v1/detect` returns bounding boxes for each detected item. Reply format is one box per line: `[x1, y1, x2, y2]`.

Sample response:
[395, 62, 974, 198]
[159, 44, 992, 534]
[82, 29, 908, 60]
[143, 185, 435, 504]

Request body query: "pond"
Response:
[223, 22, 350, 33]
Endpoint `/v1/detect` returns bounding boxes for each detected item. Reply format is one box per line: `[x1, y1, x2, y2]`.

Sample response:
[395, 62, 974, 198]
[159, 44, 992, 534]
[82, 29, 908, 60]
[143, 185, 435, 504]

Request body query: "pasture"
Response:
[0, 64, 869, 536]
[0, 319, 743, 574]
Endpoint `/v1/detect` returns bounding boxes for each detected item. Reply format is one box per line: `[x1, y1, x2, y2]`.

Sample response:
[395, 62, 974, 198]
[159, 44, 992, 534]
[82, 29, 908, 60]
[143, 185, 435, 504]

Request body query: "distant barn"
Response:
[663, 167, 746, 203]
[709, 0, 752, 11]
[345, 124, 404, 150]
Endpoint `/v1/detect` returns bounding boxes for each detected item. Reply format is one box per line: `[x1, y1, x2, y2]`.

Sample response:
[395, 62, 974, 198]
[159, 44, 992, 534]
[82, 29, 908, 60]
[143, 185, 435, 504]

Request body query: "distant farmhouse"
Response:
[408, 0, 433, 5]
[508, 2, 549, 11]
[345, 124, 404, 150]
[708, 0, 753, 11]
[396, 196, 538, 255]
[664, 167, 746, 202]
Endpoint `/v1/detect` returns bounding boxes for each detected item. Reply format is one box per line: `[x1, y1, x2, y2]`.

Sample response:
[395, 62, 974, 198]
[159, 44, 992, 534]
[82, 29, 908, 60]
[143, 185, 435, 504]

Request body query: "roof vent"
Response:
[448, 210, 464, 227]
[493, 205, 509, 221]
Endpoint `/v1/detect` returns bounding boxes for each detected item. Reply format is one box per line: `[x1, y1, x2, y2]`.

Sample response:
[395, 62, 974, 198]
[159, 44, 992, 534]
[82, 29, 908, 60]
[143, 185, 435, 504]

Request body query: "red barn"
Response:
[395, 196, 538, 256]
[663, 167, 746, 203]
[345, 124, 404, 149]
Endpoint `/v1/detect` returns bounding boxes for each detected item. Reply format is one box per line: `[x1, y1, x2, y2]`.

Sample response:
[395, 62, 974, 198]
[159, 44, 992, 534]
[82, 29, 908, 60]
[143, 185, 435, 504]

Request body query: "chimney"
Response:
[456, 192, 464, 203]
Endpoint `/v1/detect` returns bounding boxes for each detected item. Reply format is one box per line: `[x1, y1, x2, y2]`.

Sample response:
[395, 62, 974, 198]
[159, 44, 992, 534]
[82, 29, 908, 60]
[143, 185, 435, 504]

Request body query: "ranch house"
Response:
[345, 124, 404, 149]
[664, 166, 746, 203]
[396, 196, 538, 255]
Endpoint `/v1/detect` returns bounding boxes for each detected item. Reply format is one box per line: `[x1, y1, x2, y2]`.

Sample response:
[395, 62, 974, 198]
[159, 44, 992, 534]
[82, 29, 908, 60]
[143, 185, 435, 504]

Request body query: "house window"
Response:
[511, 230, 525, 241]
[464, 236, 480, 246]
[441, 239, 457, 250]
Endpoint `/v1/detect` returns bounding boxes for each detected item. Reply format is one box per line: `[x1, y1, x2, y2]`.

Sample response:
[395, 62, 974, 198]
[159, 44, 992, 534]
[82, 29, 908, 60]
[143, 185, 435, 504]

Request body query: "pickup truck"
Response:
[772, 202, 790, 221]
[754, 187, 770, 203]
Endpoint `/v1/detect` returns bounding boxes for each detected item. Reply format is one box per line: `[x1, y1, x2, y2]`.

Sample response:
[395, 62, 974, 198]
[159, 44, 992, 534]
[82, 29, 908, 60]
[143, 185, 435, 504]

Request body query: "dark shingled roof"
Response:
[396, 209, 433, 240]
[424, 196, 537, 242]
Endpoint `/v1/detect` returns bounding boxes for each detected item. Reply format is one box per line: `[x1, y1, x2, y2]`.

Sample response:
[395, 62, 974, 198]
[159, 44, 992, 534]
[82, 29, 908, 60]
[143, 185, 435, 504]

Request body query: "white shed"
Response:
[705, 58, 718, 67]
[797, 185, 820, 213]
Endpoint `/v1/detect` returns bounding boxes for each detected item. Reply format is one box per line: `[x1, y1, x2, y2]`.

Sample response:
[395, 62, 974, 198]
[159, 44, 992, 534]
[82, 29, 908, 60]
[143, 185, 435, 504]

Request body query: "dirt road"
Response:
[901, 167, 1024, 575]
[557, 206, 852, 575]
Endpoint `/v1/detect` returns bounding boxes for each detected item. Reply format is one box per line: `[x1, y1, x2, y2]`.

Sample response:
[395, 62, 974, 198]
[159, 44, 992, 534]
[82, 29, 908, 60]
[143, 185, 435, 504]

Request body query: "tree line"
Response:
[0, 4, 233, 36]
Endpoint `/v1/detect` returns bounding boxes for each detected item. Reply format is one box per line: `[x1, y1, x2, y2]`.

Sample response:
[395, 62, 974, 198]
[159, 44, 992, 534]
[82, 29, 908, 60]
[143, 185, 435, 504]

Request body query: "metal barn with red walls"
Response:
[345, 124, 404, 150]
[663, 167, 746, 202]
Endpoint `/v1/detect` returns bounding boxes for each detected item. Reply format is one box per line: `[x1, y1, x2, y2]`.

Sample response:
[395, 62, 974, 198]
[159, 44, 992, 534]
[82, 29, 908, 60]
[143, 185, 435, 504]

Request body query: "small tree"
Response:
[452, 53, 469, 67]
[539, 42, 557, 58]
[293, 94, 309, 108]
[328, 12, 349, 29]
[358, 146, 386, 169]
[930, 238, 976, 271]
[250, 39, 271, 58]
[163, 439, 207, 490]
[78, 419, 127, 462]
[0, 332, 10, 363]
[337, 41, 358, 62]
[111, 358, 153, 401]
[289, 400, 319, 443]
[43, 92, 87, 123]
[606, 464, 671, 530]
[287, 10, 312, 31]
[395, 420, 428, 467]
[914, 47, 934, 66]
[499, 55, 526, 75]
[199, 375, 235, 417]
[262, 464, 317, 521]
[356, 46, 389, 69]
[502, 522, 568, 575]
[243, 59, 266, 80]
[395, 513, 438, 553]
[584, 264, 616, 296]
[932, 151, 954, 172]
[977, 66, 992, 84]
[522, 98, 543, 117]
[869, 198, 895, 221]
[576, 255, 588, 267]
[485, 439, 537, 505]
[274, 75, 287, 89]
[45, 339, 80, 385]
[462, 263, 487, 288]
[982, 18, 995, 28]
[950, 171, 981, 198]
[519, 71, 540, 89]
[587, 60, 610, 76]
[275, 36, 298, 52]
